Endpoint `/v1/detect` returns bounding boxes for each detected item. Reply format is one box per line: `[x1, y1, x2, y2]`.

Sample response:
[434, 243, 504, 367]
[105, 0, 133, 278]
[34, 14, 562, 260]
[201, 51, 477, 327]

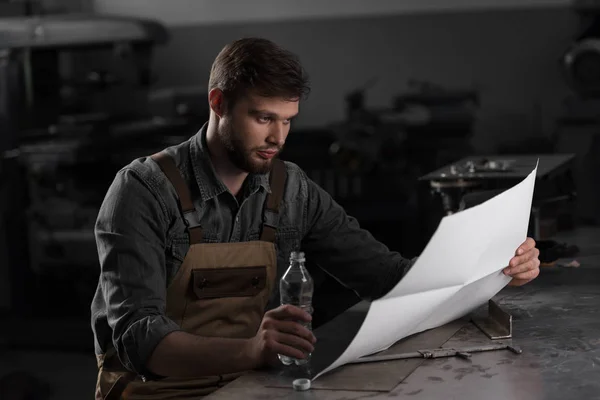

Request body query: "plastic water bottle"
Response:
[278, 251, 314, 366]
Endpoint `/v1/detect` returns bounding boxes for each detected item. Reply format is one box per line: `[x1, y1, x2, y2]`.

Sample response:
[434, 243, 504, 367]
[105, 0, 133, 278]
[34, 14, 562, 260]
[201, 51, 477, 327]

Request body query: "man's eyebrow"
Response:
[248, 109, 273, 117]
[249, 109, 298, 120]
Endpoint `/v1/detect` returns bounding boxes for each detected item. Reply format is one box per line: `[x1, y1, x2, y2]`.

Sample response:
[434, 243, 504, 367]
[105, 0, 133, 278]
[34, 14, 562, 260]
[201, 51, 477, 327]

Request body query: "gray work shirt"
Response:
[91, 123, 413, 376]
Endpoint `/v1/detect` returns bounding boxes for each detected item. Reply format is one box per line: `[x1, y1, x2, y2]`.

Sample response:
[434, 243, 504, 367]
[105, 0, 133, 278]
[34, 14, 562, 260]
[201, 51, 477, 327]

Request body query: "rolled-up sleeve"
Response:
[301, 174, 415, 301]
[95, 168, 181, 375]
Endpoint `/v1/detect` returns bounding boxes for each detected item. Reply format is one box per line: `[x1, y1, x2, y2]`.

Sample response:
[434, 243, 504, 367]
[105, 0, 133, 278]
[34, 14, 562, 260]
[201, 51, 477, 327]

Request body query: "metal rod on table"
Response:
[350, 343, 522, 364]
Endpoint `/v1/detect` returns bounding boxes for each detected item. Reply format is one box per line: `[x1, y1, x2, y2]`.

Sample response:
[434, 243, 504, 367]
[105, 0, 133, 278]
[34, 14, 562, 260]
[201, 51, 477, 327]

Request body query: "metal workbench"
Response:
[205, 233, 600, 400]
[418, 154, 575, 182]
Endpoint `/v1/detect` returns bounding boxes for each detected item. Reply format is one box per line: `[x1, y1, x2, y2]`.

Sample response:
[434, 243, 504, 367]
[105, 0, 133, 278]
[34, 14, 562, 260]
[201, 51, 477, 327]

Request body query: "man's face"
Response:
[218, 92, 299, 174]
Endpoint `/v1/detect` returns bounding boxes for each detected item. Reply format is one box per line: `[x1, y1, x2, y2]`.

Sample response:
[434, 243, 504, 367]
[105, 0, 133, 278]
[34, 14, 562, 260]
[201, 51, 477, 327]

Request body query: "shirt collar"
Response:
[190, 123, 271, 202]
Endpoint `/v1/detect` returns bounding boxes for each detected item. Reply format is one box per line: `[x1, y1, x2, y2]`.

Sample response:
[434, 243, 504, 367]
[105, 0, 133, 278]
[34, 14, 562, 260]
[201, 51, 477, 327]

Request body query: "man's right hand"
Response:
[246, 304, 317, 367]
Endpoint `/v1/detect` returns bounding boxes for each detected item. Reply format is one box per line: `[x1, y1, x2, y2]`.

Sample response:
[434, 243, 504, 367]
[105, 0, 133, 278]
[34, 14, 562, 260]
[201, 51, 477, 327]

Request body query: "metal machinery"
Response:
[0, 14, 209, 332]
[418, 155, 577, 242]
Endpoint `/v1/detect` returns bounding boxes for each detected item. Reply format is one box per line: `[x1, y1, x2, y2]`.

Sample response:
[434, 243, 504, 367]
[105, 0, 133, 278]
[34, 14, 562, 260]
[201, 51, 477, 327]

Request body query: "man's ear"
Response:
[209, 88, 226, 118]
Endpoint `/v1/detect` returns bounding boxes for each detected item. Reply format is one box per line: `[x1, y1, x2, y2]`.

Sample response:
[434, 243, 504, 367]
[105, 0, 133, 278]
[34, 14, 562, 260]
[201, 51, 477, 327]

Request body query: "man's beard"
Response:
[220, 123, 281, 174]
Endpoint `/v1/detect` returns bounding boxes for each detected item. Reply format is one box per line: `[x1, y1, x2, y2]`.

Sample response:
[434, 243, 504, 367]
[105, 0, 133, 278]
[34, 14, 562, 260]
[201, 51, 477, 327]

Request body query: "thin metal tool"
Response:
[350, 342, 522, 364]
[472, 299, 512, 340]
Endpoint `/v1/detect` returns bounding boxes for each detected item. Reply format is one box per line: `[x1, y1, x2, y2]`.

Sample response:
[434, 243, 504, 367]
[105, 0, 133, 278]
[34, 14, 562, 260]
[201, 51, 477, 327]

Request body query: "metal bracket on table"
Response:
[350, 342, 522, 364]
[472, 299, 512, 340]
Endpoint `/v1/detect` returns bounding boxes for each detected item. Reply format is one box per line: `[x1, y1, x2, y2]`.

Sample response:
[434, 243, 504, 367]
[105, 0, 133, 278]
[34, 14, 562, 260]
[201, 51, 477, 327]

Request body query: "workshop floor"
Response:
[1, 224, 598, 399]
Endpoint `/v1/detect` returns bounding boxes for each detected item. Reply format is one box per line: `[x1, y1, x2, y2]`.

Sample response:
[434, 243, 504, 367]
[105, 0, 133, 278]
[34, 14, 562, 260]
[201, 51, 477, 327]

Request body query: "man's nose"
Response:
[267, 123, 286, 146]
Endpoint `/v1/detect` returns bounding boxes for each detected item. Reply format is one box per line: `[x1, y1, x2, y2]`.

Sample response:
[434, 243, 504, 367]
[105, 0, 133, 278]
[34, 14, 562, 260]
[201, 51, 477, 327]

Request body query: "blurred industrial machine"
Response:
[330, 79, 479, 176]
[414, 0, 600, 244]
[0, 14, 209, 327]
[280, 80, 481, 324]
[411, 0, 597, 264]
[554, 0, 600, 225]
[283, 79, 480, 256]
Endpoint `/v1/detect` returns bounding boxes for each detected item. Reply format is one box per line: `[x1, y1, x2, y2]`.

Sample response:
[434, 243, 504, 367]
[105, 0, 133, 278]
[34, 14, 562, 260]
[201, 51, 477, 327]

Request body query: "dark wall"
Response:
[149, 7, 578, 152]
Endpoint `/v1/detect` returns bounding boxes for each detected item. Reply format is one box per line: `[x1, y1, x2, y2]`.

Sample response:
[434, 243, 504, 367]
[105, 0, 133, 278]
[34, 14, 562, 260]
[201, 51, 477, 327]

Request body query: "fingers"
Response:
[505, 243, 541, 286]
[509, 247, 538, 268]
[263, 317, 316, 344]
[516, 237, 536, 255]
[274, 331, 315, 355]
[276, 320, 317, 344]
[511, 267, 540, 282]
[506, 248, 540, 274]
[508, 267, 540, 286]
[260, 304, 317, 363]
[259, 325, 315, 361]
[267, 304, 312, 323]
[265, 339, 308, 361]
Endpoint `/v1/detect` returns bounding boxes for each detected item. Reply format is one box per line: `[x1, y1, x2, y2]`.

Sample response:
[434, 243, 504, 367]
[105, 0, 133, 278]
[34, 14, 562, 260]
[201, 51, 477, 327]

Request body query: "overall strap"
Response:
[260, 159, 287, 242]
[150, 152, 203, 244]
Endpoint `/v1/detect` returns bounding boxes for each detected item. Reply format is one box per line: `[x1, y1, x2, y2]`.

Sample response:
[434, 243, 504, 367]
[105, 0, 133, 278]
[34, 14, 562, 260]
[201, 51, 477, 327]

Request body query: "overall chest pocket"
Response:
[192, 266, 267, 299]
[175, 243, 277, 337]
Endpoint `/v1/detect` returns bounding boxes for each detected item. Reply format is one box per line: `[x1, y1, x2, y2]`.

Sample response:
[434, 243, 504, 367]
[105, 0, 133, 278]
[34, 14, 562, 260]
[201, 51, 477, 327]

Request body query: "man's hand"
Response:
[246, 304, 317, 367]
[504, 237, 540, 286]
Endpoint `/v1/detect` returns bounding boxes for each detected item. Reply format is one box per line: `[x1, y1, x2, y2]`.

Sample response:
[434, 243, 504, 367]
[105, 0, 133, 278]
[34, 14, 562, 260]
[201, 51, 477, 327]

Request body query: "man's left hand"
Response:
[504, 237, 540, 286]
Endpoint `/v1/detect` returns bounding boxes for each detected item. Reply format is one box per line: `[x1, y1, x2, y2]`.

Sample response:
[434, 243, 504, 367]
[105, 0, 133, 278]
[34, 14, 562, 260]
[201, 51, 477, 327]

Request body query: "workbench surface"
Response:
[205, 239, 600, 400]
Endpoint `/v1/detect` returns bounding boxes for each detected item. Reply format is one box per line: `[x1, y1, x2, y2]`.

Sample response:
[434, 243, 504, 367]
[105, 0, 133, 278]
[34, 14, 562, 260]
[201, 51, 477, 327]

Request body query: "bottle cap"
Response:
[290, 251, 306, 262]
[292, 378, 311, 391]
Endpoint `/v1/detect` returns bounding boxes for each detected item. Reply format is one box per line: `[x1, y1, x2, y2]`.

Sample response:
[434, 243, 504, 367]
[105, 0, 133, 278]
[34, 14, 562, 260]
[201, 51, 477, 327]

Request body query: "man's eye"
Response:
[283, 119, 291, 125]
[258, 116, 271, 123]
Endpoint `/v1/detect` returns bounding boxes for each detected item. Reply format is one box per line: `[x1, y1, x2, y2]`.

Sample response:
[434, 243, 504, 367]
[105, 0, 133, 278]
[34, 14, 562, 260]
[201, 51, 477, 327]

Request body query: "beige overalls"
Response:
[95, 152, 287, 399]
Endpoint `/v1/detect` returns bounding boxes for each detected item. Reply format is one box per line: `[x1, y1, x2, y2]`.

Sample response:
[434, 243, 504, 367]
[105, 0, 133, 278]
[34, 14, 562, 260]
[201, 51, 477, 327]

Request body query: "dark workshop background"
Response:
[1, 0, 599, 399]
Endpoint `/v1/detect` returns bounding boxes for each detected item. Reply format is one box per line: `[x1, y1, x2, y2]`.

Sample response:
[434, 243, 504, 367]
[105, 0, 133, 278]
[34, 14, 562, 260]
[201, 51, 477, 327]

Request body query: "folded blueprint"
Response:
[314, 163, 538, 379]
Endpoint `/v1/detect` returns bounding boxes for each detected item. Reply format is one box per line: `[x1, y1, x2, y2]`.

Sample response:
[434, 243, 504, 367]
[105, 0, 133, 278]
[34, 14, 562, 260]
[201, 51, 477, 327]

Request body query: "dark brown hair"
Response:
[208, 37, 310, 109]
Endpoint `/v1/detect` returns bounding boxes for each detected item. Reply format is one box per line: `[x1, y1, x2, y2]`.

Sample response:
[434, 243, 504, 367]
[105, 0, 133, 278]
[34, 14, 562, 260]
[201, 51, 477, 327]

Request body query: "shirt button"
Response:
[236, 216, 239, 222]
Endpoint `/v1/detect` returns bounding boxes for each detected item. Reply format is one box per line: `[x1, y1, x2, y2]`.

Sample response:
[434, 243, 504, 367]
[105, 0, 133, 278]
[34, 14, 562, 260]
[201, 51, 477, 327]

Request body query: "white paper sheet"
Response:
[313, 163, 538, 380]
